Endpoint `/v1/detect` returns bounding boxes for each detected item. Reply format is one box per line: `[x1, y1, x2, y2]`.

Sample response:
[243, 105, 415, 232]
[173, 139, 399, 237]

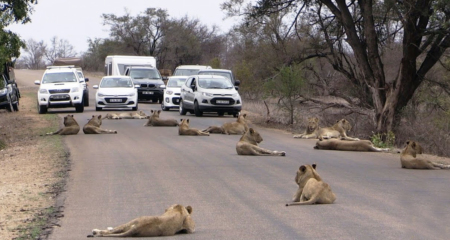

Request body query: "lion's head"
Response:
[87, 115, 102, 127]
[295, 164, 322, 189]
[240, 128, 263, 145]
[402, 140, 424, 157]
[336, 119, 352, 132]
[63, 114, 78, 126]
[306, 117, 319, 134]
[151, 110, 161, 118]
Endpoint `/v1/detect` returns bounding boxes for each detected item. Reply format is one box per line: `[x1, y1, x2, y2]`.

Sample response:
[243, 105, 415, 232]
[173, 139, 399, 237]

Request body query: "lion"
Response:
[88, 204, 195, 237]
[83, 115, 117, 134]
[144, 110, 179, 127]
[45, 114, 80, 135]
[400, 141, 450, 169]
[293, 117, 319, 139]
[314, 138, 389, 152]
[294, 118, 359, 141]
[203, 113, 249, 135]
[236, 128, 286, 156]
[102, 113, 121, 120]
[286, 164, 336, 206]
[178, 119, 209, 136]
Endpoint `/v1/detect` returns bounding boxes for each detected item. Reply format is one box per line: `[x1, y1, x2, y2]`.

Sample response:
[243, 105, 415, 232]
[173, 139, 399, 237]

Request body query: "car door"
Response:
[181, 77, 195, 109]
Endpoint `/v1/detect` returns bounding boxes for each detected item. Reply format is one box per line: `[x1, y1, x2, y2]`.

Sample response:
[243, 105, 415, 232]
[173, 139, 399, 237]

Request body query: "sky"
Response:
[7, 0, 241, 54]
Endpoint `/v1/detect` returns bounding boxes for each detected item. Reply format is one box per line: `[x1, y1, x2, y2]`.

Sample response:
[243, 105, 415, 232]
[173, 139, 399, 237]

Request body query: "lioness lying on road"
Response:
[103, 111, 149, 119]
[314, 138, 390, 152]
[236, 128, 286, 156]
[83, 115, 117, 134]
[293, 117, 320, 139]
[45, 114, 80, 135]
[286, 164, 336, 206]
[400, 141, 450, 169]
[294, 118, 359, 141]
[144, 110, 179, 126]
[178, 119, 209, 136]
[203, 113, 249, 134]
[88, 204, 195, 237]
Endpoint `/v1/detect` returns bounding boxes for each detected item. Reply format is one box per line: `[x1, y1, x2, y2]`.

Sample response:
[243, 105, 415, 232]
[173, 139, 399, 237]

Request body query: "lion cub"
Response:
[286, 164, 336, 206]
[45, 114, 80, 135]
[144, 110, 179, 127]
[400, 141, 450, 169]
[83, 115, 117, 134]
[89, 204, 195, 237]
[236, 128, 286, 156]
[203, 113, 249, 134]
[178, 119, 209, 136]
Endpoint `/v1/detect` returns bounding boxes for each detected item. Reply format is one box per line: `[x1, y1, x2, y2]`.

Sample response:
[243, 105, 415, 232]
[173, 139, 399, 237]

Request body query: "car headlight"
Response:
[166, 90, 173, 95]
[39, 88, 49, 94]
[98, 92, 105, 97]
[202, 92, 213, 97]
[0, 88, 7, 95]
[232, 93, 240, 98]
[160, 85, 166, 89]
[128, 92, 136, 96]
[71, 87, 80, 93]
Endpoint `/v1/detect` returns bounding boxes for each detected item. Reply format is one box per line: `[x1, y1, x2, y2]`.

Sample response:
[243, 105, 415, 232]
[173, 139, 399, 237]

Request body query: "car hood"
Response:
[97, 88, 136, 95]
[133, 79, 164, 85]
[198, 88, 238, 95]
[40, 82, 80, 89]
[166, 87, 181, 93]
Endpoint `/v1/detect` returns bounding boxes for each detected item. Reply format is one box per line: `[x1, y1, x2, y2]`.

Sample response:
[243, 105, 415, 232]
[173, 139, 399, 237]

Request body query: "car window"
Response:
[167, 78, 186, 87]
[198, 77, 233, 89]
[129, 69, 160, 79]
[174, 69, 200, 76]
[42, 72, 77, 83]
[77, 71, 84, 79]
[100, 78, 134, 88]
[199, 72, 232, 81]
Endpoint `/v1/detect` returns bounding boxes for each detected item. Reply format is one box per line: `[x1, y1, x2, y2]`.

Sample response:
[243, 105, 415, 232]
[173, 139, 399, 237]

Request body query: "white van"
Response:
[104, 55, 157, 76]
[179, 75, 242, 117]
[172, 65, 211, 76]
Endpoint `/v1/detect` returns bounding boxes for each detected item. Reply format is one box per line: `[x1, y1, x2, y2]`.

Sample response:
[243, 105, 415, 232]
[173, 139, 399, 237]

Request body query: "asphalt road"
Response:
[17, 70, 450, 239]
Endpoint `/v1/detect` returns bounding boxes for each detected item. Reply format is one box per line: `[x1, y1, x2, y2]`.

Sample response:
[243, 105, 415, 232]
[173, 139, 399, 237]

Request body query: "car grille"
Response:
[49, 94, 71, 101]
[139, 84, 156, 88]
[210, 97, 235, 105]
[49, 89, 70, 94]
[105, 97, 128, 103]
[175, 93, 181, 96]
[172, 97, 180, 105]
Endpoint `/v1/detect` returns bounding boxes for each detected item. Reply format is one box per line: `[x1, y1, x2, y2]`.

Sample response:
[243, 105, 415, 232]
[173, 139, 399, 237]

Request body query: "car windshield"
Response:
[129, 69, 160, 79]
[199, 71, 232, 81]
[167, 78, 186, 88]
[77, 71, 84, 79]
[198, 78, 234, 89]
[100, 77, 134, 88]
[42, 72, 77, 83]
[173, 69, 200, 76]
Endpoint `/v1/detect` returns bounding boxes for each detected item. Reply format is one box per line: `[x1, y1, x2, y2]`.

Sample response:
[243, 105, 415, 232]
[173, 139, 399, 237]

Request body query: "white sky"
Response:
[7, 0, 240, 54]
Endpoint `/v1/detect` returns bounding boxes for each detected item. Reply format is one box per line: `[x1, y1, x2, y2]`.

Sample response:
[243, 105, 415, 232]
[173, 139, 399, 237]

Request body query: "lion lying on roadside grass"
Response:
[144, 110, 179, 126]
[400, 141, 450, 169]
[294, 118, 359, 141]
[314, 138, 390, 152]
[202, 113, 249, 134]
[88, 204, 195, 237]
[293, 117, 319, 139]
[236, 128, 285, 156]
[45, 114, 80, 135]
[178, 119, 209, 136]
[83, 115, 117, 134]
[286, 164, 336, 206]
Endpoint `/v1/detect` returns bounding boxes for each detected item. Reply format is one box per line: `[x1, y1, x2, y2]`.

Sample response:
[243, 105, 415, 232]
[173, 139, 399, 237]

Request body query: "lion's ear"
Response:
[312, 163, 317, 169]
[97, 115, 102, 119]
[406, 140, 410, 145]
[186, 206, 193, 214]
[187, 119, 190, 123]
[243, 113, 247, 117]
[299, 165, 306, 172]
[158, 110, 161, 113]
[249, 128, 254, 134]
[151, 110, 154, 113]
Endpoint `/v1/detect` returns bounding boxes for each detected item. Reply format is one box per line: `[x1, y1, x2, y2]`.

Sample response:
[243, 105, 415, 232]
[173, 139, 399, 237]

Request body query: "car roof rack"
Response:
[46, 65, 76, 69]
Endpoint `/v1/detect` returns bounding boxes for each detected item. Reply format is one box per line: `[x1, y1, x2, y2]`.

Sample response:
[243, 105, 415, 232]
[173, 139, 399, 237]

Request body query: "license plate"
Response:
[110, 99, 122, 102]
[52, 95, 68, 99]
[216, 100, 229, 104]
[143, 91, 154, 94]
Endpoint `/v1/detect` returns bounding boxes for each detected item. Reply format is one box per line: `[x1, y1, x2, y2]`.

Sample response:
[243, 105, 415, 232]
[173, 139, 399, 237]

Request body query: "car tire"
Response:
[132, 103, 138, 111]
[161, 103, 169, 111]
[75, 103, 84, 113]
[38, 104, 47, 114]
[194, 101, 203, 117]
[95, 106, 102, 111]
[84, 94, 89, 106]
[233, 112, 239, 118]
[6, 97, 13, 112]
[12, 101, 19, 111]
[179, 101, 187, 115]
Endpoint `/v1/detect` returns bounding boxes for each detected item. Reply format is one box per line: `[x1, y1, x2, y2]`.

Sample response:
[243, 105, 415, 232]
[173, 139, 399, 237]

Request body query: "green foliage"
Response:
[371, 131, 395, 149]
[209, 57, 221, 68]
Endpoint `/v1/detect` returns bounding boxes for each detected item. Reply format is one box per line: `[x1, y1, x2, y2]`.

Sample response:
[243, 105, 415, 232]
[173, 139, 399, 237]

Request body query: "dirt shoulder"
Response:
[0, 71, 68, 240]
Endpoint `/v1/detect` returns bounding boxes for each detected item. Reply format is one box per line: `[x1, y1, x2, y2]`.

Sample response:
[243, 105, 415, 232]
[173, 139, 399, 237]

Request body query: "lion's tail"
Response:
[432, 162, 450, 169]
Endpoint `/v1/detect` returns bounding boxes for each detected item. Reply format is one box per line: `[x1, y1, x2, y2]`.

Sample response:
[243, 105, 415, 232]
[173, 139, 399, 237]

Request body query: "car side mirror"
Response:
[93, 85, 99, 89]
[34, 80, 41, 85]
[235, 86, 240, 91]
[190, 84, 196, 91]
[162, 76, 168, 81]
[234, 80, 241, 86]
[85, 78, 89, 82]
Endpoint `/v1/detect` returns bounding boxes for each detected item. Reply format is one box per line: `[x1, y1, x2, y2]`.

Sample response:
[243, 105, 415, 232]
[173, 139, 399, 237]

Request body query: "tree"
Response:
[223, 0, 450, 134]
[0, 0, 37, 69]
[23, 38, 46, 69]
[44, 36, 76, 63]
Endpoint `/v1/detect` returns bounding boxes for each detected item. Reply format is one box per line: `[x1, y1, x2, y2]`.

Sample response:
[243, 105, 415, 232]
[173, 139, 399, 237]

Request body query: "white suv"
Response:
[34, 65, 86, 114]
[179, 75, 242, 117]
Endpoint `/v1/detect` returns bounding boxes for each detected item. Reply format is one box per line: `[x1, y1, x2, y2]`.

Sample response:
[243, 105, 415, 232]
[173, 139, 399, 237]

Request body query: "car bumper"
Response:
[96, 96, 137, 109]
[163, 95, 181, 108]
[138, 89, 163, 99]
[37, 93, 83, 107]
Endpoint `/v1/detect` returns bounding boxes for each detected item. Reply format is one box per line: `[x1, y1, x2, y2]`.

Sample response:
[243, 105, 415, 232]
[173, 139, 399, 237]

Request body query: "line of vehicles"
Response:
[34, 55, 242, 117]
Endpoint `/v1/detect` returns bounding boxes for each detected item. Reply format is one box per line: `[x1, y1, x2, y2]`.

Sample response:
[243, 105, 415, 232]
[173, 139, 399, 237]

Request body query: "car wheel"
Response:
[179, 101, 187, 115]
[6, 98, 13, 112]
[12, 101, 19, 111]
[95, 106, 102, 111]
[75, 103, 84, 113]
[161, 103, 169, 111]
[194, 101, 203, 117]
[158, 97, 163, 104]
[38, 104, 47, 114]
[233, 112, 239, 118]
[132, 103, 138, 111]
[84, 94, 89, 106]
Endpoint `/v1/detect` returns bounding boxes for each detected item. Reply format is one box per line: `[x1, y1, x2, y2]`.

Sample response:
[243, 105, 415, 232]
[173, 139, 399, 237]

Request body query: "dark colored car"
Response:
[0, 73, 20, 112]
[124, 66, 166, 103]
